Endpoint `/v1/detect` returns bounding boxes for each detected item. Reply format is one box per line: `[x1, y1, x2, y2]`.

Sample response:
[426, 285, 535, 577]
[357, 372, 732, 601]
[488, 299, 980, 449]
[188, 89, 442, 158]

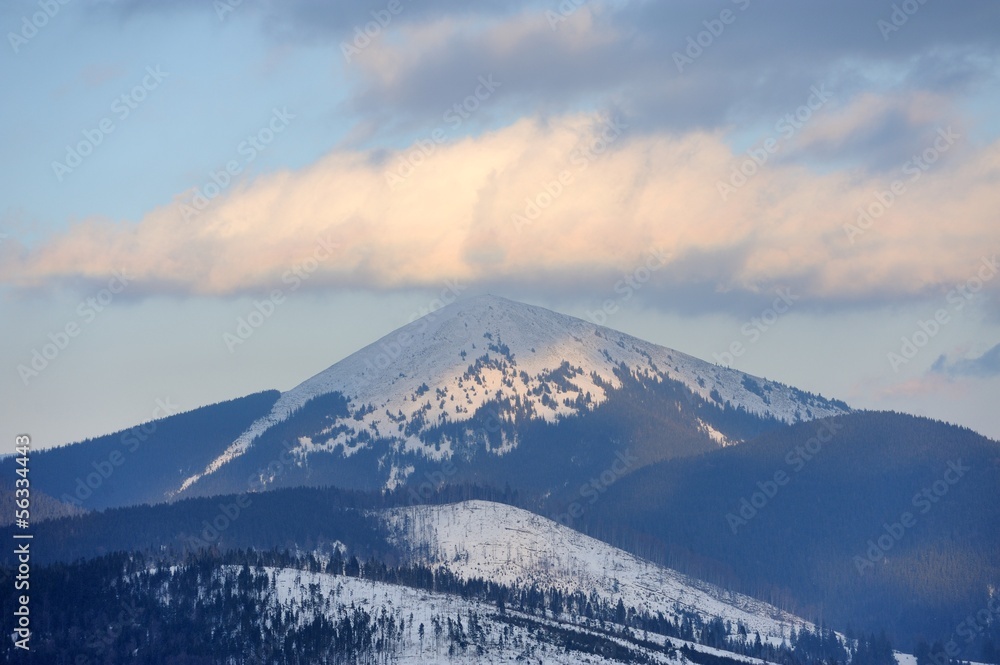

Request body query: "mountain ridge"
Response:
[179, 295, 850, 496]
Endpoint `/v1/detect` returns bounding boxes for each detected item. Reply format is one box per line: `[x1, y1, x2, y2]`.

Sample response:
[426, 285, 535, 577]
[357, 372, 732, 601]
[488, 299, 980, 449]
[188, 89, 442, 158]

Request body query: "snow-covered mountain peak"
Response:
[179, 296, 849, 493]
[266, 294, 843, 430]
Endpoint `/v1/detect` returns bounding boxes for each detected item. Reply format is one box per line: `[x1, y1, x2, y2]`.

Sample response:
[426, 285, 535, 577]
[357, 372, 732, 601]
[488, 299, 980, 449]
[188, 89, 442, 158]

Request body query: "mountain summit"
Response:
[177, 295, 849, 499]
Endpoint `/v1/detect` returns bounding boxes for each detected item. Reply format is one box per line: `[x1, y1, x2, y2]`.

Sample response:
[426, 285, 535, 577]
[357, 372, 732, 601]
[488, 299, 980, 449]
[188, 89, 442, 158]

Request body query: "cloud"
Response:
[336, 0, 1000, 138]
[338, 6, 633, 141]
[87, 0, 1000, 143]
[931, 343, 1000, 378]
[2, 110, 998, 312]
[787, 90, 964, 172]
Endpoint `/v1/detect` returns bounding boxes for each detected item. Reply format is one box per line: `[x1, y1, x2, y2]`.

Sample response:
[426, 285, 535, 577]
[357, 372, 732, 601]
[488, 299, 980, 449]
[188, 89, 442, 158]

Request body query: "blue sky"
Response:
[2, 0, 999, 448]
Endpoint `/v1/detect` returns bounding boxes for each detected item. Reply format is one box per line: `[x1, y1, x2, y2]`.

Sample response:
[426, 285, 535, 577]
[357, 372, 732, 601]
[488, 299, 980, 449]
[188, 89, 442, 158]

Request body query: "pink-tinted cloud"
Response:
[2, 111, 998, 306]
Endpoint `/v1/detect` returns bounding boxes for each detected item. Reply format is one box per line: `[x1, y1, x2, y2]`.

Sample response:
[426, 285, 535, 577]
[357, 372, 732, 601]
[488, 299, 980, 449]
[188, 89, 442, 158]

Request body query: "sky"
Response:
[1, 0, 999, 449]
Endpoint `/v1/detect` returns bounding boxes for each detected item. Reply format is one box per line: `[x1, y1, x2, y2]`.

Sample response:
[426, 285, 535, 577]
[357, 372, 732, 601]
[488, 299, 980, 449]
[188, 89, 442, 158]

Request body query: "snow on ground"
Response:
[381, 500, 813, 641]
[181, 296, 849, 492]
[260, 564, 816, 664]
[699, 418, 733, 446]
[266, 566, 681, 664]
[149, 560, 914, 665]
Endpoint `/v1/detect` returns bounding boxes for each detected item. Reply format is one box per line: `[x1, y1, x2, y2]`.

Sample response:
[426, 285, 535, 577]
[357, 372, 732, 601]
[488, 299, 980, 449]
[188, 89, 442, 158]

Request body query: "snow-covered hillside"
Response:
[265, 567, 690, 664]
[180, 295, 849, 492]
[214, 564, 920, 665]
[381, 500, 811, 642]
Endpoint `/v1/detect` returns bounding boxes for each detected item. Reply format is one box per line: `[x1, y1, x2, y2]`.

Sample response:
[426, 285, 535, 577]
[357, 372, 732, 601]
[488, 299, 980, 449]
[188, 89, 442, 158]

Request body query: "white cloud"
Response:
[3, 111, 998, 308]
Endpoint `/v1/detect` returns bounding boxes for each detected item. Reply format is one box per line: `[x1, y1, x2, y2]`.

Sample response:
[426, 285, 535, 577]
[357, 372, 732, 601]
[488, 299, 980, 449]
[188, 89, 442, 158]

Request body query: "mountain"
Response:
[4, 295, 995, 663]
[177, 295, 848, 502]
[581, 411, 1000, 653]
[7, 295, 849, 511]
[13, 410, 997, 657]
[0, 390, 281, 511]
[0, 477, 84, 525]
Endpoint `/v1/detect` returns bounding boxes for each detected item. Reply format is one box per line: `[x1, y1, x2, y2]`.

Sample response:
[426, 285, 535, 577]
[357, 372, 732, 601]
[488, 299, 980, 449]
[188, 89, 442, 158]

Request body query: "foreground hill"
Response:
[381, 500, 811, 642]
[0, 494, 813, 644]
[2, 492, 867, 664]
[5, 547, 859, 665]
